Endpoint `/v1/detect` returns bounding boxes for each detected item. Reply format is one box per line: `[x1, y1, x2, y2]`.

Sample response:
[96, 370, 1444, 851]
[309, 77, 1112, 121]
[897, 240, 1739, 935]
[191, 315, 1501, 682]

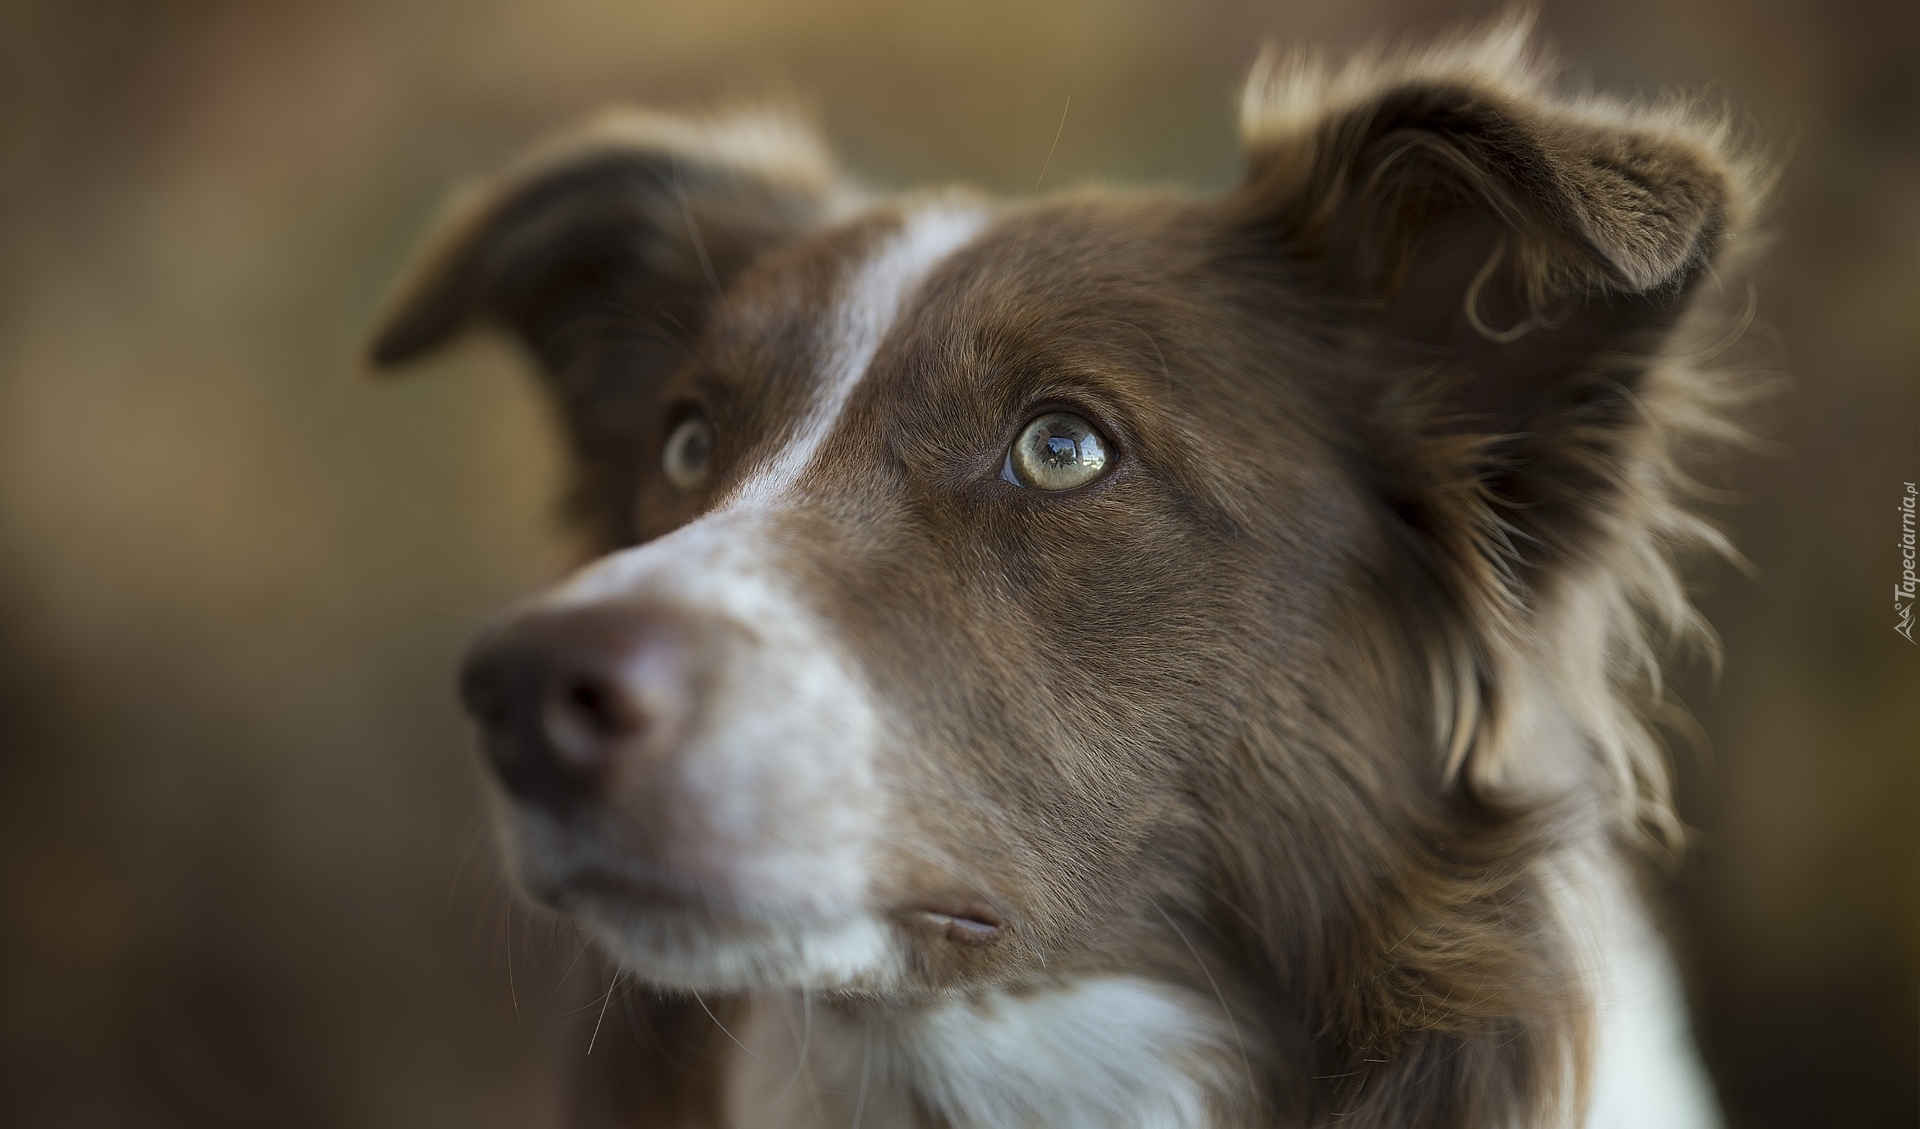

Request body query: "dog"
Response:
[370, 20, 1761, 1129]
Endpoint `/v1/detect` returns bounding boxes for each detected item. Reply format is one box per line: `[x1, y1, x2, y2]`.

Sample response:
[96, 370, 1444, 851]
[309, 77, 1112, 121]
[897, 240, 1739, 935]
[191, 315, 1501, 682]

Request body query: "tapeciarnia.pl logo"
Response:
[1897, 481, 1917, 644]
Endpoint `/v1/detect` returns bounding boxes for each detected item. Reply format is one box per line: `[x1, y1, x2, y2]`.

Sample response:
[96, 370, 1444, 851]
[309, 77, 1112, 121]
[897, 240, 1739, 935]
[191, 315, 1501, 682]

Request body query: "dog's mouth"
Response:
[507, 809, 1007, 991]
[537, 862, 707, 915]
[542, 866, 1006, 948]
[899, 901, 1005, 946]
[530, 860, 779, 939]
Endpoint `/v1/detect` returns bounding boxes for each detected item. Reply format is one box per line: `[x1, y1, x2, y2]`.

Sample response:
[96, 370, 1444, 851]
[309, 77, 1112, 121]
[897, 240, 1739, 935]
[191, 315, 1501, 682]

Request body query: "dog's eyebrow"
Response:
[726, 202, 990, 508]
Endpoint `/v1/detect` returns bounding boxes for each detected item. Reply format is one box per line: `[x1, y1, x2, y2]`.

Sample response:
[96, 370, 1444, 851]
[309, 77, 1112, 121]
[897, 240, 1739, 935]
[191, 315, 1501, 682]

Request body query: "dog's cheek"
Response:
[838, 497, 1233, 940]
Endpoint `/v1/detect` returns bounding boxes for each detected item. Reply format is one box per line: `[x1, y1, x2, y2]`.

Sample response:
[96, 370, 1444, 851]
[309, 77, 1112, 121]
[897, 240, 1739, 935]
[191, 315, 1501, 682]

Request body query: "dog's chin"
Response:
[536, 876, 903, 995]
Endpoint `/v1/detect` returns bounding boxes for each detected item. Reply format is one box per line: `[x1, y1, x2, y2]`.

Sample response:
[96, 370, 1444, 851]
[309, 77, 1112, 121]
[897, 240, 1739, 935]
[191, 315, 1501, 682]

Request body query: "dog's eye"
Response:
[1003, 412, 1111, 491]
[662, 414, 713, 491]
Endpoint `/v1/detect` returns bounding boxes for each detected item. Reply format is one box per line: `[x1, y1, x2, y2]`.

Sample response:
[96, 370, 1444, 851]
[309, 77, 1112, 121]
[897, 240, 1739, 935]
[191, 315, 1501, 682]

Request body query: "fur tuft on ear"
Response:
[1234, 17, 1772, 844]
[1238, 13, 1764, 300]
[367, 107, 847, 546]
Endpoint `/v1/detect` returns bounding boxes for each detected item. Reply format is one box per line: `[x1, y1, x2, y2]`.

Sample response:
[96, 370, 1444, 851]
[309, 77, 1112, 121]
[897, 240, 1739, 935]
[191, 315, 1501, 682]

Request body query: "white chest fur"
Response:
[718, 854, 1718, 1129]
[1555, 851, 1723, 1129]
[725, 976, 1236, 1129]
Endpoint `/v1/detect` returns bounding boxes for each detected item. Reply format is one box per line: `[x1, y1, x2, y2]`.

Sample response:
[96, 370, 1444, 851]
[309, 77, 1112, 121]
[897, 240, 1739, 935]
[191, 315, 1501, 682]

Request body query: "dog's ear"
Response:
[368, 109, 843, 544]
[1234, 23, 1761, 822]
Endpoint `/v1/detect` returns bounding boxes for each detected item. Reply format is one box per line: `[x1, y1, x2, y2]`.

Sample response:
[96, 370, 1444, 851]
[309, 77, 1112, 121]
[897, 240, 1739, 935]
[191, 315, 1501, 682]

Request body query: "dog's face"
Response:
[435, 192, 1385, 995]
[373, 37, 1750, 1014]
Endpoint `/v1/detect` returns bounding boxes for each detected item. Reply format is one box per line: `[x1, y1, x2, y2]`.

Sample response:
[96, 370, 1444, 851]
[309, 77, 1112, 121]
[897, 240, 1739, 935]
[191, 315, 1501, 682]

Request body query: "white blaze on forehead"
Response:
[730, 199, 991, 506]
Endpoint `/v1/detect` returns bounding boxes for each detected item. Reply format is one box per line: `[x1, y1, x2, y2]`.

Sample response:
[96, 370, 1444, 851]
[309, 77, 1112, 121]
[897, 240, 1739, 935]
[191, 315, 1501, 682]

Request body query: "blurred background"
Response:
[0, 0, 1913, 1125]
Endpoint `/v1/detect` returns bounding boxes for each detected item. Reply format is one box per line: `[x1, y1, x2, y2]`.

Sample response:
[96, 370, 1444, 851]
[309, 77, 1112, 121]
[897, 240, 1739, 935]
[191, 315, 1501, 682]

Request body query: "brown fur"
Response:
[372, 18, 1762, 1128]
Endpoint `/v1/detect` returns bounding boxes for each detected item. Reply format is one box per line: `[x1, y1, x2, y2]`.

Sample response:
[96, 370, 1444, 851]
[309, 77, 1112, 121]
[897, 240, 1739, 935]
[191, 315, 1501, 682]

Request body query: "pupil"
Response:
[683, 429, 709, 466]
[1042, 434, 1078, 467]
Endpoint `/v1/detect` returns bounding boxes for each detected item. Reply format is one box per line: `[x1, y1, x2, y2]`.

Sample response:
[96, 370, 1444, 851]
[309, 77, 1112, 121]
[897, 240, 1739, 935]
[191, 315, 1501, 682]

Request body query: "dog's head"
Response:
[373, 24, 1755, 1049]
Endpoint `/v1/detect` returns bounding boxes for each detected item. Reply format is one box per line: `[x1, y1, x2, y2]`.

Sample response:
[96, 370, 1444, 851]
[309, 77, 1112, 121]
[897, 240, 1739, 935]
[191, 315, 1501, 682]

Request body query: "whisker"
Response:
[546, 934, 590, 1002]
[675, 158, 724, 298]
[800, 991, 829, 1124]
[506, 904, 521, 1023]
[695, 990, 777, 1070]
[1032, 95, 1073, 197]
[741, 992, 815, 1128]
[1154, 901, 1258, 1109]
[587, 970, 622, 1054]
[851, 1014, 873, 1129]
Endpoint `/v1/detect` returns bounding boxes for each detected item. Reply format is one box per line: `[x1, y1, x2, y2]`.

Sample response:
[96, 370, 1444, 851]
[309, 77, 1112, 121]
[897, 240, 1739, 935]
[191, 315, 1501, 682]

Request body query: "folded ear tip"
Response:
[365, 327, 408, 368]
[364, 305, 456, 371]
[365, 339, 414, 371]
[1235, 19, 1758, 304]
[1567, 138, 1734, 293]
[363, 244, 480, 370]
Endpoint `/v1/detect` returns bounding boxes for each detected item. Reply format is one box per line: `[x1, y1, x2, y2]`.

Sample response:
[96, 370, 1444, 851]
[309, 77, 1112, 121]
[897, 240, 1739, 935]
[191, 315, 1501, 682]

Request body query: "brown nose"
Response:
[458, 604, 692, 811]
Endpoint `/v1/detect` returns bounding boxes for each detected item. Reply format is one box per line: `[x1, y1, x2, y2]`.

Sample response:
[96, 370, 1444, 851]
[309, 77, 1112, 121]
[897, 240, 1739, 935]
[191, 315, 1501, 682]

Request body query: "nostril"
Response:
[542, 669, 639, 772]
[458, 605, 693, 809]
[560, 672, 636, 737]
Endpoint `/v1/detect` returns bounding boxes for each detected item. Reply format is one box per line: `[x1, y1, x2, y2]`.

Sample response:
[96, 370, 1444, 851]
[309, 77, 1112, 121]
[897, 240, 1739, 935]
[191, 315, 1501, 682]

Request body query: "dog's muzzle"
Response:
[445, 524, 910, 990]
